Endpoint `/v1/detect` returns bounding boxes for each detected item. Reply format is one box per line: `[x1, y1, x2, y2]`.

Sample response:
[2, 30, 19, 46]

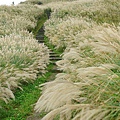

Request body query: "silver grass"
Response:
[0, 86, 15, 103]
[0, 31, 49, 103]
[73, 108, 110, 120]
[34, 80, 83, 113]
[41, 104, 114, 120]
[76, 66, 110, 79]
[101, 64, 120, 70]
[34, 0, 120, 119]
[41, 104, 91, 120]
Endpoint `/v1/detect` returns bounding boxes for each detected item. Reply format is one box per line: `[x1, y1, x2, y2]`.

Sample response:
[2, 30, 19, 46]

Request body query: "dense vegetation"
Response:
[35, 0, 120, 119]
[0, 0, 49, 106]
[0, 0, 120, 119]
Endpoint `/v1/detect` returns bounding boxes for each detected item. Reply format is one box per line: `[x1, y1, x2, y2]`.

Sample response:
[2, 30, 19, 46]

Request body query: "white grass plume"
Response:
[34, 80, 83, 113]
[0, 86, 15, 103]
[40, 104, 111, 120]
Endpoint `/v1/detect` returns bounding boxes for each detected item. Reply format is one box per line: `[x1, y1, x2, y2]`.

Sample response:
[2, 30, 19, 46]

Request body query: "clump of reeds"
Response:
[34, 0, 120, 119]
[0, 31, 49, 103]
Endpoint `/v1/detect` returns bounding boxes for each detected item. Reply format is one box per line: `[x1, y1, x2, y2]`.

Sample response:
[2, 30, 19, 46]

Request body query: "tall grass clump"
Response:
[0, 2, 50, 105]
[0, 4, 44, 36]
[0, 31, 49, 104]
[34, 0, 120, 119]
[43, 0, 120, 27]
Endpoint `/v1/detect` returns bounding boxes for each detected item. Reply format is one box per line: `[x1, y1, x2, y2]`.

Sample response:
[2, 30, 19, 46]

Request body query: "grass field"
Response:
[0, 0, 120, 119]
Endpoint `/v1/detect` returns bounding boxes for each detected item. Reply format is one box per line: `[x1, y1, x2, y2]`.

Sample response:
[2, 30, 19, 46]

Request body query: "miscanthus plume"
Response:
[35, 0, 120, 119]
[0, 31, 49, 103]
